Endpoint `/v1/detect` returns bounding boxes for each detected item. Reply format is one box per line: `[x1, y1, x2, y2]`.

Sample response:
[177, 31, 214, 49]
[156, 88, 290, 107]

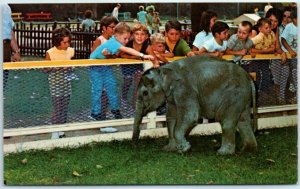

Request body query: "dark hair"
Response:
[199, 10, 217, 36]
[265, 8, 283, 32]
[211, 21, 229, 36]
[52, 27, 72, 47]
[100, 16, 119, 33]
[256, 18, 272, 28]
[139, 5, 144, 11]
[240, 21, 253, 33]
[165, 20, 181, 32]
[84, 10, 93, 19]
[283, 6, 292, 13]
[290, 6, 297, 19]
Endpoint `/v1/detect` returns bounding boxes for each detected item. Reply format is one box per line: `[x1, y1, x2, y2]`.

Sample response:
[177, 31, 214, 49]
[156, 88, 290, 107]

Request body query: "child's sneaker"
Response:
[51, 131, 66, 139]
[100, 127, 118, 133]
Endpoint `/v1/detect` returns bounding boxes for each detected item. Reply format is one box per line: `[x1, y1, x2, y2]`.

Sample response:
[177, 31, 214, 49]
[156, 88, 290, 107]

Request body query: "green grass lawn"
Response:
[4, 126, 297, 185]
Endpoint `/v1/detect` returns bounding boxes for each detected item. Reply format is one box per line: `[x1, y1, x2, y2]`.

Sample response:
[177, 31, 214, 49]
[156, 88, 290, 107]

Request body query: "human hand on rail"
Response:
[11, 52, 21, 62]
[280, 52, 287, 64]
[143, 54, 155, 61]
[240, 49, 248, 56]
[288, 50, 297, 58]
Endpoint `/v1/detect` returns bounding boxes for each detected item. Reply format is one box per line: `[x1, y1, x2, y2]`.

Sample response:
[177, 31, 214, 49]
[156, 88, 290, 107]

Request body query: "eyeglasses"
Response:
[283, 15, 291, 18]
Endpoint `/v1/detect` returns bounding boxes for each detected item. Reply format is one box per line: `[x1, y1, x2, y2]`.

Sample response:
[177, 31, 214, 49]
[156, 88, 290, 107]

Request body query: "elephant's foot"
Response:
[176, 141, 191, 153]
[217, 144, 235, 155]
[163, 142, 177, 152]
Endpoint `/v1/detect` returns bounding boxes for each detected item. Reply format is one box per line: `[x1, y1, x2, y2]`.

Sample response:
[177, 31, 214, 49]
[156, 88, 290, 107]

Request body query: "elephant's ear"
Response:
[142, 74, 154, 88]
[142, 69, 158, 88]
[160, 67, 181, 97]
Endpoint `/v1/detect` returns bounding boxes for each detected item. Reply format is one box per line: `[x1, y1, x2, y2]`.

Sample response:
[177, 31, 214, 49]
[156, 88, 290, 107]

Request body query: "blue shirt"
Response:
[90, 36, 122, 59]
[137, 11, 147, 25]
[82, 18, 95, 32]
[3, 4, 14, 40]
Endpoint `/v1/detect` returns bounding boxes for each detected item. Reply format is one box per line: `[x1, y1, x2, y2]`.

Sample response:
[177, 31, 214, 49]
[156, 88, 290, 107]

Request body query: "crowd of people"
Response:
[3, 3, 298, 138]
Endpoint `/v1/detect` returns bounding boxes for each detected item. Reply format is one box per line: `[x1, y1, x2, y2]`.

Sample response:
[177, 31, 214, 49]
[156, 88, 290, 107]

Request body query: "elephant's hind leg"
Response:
[218, 118, 237, 155]
[237, 109, 257, 152]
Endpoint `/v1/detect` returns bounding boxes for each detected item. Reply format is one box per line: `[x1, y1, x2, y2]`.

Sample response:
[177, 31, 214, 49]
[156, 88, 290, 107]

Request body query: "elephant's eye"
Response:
[143, 91, 148, 96]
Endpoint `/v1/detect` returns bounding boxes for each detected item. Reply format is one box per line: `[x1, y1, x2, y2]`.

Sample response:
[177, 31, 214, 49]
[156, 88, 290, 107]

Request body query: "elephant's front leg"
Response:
[174, 103, 199, 153]
[163, 103, 177, 152]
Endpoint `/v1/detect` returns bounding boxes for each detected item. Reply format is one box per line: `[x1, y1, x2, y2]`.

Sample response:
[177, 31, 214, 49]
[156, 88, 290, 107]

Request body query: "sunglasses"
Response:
[283, 15, 291, 18]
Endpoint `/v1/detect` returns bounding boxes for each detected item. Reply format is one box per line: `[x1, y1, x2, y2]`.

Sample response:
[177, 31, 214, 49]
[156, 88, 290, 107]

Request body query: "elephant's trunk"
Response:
[132, 99, 144, 146]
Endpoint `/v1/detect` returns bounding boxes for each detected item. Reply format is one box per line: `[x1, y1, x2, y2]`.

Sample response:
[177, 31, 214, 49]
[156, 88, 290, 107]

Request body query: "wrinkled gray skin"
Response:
[132, 55, 257, 155]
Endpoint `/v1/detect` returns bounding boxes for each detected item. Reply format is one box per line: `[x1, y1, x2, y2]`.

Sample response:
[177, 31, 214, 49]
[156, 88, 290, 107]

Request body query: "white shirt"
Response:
[112, 7, 119, 20]
[3, 3, 14, 40]
[203, 37, 227, 52]
[192, 31, 213, 49]
[281, 22, 297, 52]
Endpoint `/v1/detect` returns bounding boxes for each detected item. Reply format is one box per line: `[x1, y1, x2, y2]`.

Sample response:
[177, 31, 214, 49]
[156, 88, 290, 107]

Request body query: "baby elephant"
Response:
[132, 55, 257, 155]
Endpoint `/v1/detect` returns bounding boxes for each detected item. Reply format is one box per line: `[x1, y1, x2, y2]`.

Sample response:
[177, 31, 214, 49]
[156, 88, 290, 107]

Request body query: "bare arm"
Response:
[119, 46, 154, 61]
[192, 46, 199, 51]
[10, 31, 20, 62]
[91, 38, 101, 53]
[251, 45, 275, 54]
[146, 46, 160, 67]
[198, 47, 223, 57]
[119, 51, 138, 59]
[281, 38, 297, 58]
[225, 47, 247, 56]
[161, 51, 174, 58]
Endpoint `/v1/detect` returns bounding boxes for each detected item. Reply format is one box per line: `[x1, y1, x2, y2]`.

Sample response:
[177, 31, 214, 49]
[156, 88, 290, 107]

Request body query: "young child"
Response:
[226, 21, 253, 64]
[89, 16, 118, 126]
[281, 7, 297, 104]
[44, 27, 74, 139]
[164, 20, 194, 57]
[81, 9, 96, 32]
[250, 18, 276, 100]
[197, 21, 229, 57]
[150, 32, 174, 64]
[251, 18, 276, 56]
[81, 10, 96, 47]
[120, 23, 159, 112]
[89, 22, 154, 121]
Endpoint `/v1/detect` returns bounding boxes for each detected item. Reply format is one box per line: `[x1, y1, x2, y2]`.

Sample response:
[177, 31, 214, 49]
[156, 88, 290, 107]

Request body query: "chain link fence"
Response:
[3, 57, 297, 129]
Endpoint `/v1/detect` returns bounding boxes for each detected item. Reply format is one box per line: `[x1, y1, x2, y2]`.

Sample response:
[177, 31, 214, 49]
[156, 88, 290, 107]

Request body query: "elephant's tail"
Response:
[250, 79, 258, 132]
